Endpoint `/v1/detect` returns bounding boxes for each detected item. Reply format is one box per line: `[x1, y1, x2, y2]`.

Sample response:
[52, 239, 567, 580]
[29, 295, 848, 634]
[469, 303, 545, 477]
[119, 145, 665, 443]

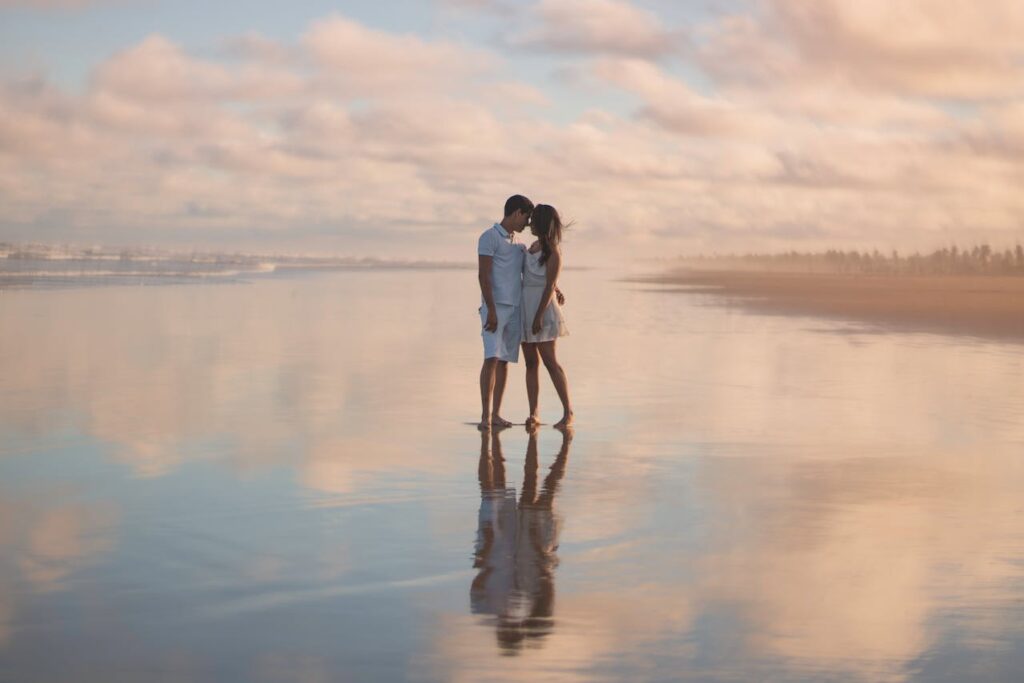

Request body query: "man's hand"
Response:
[556, 287, 565, 305]
[484, 309, 498, 332]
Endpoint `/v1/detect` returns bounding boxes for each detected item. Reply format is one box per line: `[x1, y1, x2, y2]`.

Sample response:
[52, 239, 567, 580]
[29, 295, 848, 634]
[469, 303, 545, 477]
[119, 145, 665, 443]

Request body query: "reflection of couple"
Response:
[471, 426, 571, 652]
[478, 194, 574, 431]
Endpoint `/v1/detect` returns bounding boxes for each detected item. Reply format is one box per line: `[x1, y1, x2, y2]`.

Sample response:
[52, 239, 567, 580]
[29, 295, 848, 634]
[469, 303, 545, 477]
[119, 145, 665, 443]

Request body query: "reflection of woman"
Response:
[521, 205, 573, 429]
[470, 426, 572, 653]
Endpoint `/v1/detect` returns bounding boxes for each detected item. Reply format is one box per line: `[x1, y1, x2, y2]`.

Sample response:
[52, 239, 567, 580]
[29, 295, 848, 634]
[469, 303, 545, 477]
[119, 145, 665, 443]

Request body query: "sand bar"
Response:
[644, 269, 1024, 341]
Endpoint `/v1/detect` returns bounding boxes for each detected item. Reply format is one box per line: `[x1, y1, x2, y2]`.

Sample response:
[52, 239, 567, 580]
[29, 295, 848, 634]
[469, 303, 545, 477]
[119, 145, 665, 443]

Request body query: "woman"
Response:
[521, 204, 573, 429]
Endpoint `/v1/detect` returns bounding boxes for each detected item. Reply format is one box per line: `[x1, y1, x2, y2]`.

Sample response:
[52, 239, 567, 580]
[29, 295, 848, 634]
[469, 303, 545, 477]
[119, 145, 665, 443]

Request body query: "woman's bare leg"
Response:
[538, 341, 573, 428]
[522, 342, 541, 426]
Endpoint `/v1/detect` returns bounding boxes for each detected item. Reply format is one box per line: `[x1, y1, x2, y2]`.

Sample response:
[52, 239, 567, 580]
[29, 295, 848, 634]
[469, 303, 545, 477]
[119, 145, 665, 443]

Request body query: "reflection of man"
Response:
[470, 426, 572, 653]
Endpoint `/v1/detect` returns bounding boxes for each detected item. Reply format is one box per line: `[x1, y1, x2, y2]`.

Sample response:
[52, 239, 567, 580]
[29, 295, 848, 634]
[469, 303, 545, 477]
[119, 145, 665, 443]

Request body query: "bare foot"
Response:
[525, 414, 541, 428]
[553, 412, 574, 429]
[492, 415, 513, 429]
[478, 417, 491, 431]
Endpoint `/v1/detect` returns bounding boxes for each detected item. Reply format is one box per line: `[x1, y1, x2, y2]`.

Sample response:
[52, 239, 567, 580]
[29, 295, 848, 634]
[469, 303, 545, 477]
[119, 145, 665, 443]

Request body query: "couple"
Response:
[478, 194, 573, 431]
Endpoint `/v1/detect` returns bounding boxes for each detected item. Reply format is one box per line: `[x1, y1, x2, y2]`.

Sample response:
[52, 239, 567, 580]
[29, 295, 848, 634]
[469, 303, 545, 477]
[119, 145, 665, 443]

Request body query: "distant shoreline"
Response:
[641, 267, 1024, 341]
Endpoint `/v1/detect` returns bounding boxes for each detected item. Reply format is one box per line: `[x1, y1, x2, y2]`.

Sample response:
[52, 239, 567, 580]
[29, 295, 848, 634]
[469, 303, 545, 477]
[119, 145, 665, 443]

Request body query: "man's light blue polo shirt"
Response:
[478, 223, 525, 306]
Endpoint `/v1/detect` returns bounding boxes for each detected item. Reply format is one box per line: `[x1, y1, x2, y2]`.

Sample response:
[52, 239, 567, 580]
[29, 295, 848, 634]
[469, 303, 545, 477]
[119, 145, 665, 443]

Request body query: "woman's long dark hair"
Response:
[531, 204, 564, 266]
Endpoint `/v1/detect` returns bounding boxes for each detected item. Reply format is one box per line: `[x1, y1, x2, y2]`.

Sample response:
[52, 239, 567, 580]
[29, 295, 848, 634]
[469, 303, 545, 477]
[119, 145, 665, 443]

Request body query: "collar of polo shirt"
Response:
[494, 223, 514, 242]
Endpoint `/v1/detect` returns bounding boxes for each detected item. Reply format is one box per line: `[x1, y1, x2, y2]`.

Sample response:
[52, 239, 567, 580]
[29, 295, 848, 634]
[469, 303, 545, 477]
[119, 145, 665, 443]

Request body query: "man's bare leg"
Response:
[479, 358, 497, 430]
[491, 360, 513, 428]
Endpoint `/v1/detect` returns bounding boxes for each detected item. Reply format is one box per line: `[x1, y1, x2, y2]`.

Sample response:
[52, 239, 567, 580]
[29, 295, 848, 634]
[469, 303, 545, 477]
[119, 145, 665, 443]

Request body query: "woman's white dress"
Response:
[521, 249, 569, 343]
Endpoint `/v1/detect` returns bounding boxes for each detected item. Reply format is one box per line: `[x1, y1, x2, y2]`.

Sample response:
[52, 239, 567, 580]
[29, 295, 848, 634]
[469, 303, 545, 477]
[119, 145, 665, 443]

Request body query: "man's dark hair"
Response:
[504, 194, 534, 217]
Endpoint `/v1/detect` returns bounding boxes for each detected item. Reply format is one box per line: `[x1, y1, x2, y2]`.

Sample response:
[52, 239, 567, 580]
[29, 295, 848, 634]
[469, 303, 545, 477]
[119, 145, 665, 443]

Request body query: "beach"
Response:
[2, 267, 1024, 682]
[644, 267, 1024, 340]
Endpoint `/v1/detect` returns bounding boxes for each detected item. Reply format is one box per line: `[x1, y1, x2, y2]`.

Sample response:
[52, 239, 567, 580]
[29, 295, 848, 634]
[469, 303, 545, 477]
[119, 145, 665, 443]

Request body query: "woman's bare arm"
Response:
[532, 250, 562, 334]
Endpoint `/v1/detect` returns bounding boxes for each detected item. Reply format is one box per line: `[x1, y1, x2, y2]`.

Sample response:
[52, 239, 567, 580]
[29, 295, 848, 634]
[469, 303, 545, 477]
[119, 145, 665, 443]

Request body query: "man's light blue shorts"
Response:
[480, 303, 521, 363]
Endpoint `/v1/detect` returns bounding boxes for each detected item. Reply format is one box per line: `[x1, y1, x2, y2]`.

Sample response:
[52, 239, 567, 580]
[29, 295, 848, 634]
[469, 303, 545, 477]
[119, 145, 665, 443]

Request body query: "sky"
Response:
[1, 0, 1023, 263]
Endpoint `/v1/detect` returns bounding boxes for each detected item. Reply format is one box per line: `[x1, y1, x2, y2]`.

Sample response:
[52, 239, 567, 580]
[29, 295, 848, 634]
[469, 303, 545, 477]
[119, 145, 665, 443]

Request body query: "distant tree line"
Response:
[691, 244, 1024, 276]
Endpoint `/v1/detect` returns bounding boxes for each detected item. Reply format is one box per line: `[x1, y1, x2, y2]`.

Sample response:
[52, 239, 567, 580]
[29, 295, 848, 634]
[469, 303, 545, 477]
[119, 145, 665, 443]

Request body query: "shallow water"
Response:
[1, 268, 1023, 682]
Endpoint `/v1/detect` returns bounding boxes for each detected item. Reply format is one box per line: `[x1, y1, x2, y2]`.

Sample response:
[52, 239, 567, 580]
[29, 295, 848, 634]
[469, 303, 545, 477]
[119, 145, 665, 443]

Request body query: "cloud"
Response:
[699, 0, 1024, 100]
[961, 101, 1024, 158]
[0, 17, 533, 247]
[303, 15, 494, 96]
[516, 0, 678, 57]
[94, 34, 307, 104]
[0, 0, 112, 8]
[222, 31, 300, 65]
[93, 35, 236, 102]
[2, 6, 1024, 258]
[438, 0, 516, 13]
[592, 58, 774, 137]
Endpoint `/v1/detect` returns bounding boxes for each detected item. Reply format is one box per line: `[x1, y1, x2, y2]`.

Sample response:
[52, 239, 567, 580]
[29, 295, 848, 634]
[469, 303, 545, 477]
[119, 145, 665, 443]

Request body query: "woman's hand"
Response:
[532, 315, 543, 335]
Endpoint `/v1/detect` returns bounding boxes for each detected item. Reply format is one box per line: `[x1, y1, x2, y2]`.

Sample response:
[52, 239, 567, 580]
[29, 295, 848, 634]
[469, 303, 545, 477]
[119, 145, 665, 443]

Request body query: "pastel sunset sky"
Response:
[2, 0, 1023, 263]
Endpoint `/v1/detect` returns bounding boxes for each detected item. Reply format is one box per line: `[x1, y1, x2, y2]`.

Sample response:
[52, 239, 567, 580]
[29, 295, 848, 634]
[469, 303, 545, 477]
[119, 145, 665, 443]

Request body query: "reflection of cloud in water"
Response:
[0, 593, 11, 647]
[433, 588, 694, 683]
[552, 439, 661, 545]
[574, 278, 1024, 446]
[0, 275, 475, 486]
[252, 652, 332, 683]
[434, 444, 1024, 681]
[300, 436, 408, 495]
[0, 493, 119, 646]
[3, 271, 1024, 677]
[3, 271, 1023, 483]
[693, 447, 1024, 674]
[19, 503, 118, 592]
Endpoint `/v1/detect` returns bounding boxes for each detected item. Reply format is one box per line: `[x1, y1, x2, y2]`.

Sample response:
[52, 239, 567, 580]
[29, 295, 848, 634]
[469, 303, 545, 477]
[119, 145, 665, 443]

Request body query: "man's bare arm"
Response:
[478, 255, 498, 332]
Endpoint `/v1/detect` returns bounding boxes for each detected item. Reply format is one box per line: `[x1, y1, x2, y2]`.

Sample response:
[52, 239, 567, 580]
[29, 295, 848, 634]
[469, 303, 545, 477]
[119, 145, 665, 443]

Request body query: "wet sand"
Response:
[646, 268, 1024, 340]
[4, 269, 1024, 681]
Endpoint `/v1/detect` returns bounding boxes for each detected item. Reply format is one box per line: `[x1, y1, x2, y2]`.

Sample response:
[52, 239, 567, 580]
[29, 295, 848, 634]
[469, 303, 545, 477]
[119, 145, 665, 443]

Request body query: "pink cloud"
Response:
[93, 35, 306, 104]
[222, 31, 301, 66]
[93, 35, 234, 102]
[2, 7, 1024, 259]
[592, 58, 774, 137]
[517, 0, 678, 57]
[700, 0, 1024, 100]
[303, 15, 494, 96]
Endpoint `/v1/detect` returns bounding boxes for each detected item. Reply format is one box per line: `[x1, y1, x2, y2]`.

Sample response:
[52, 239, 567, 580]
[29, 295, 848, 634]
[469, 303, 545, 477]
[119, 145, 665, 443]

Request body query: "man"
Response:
[478, 194, 533, 430]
